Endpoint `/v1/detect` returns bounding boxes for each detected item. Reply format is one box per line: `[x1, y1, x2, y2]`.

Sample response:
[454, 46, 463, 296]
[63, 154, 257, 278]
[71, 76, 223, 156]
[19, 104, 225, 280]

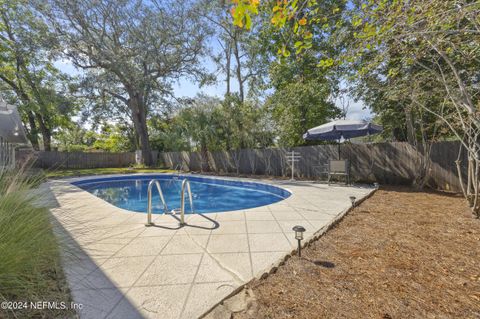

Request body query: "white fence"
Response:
[0, 136, 15, 170]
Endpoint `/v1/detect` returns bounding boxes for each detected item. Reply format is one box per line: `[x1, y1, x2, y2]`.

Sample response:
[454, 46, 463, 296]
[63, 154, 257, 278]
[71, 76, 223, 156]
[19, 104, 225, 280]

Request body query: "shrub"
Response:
[0, 166, 73, 318]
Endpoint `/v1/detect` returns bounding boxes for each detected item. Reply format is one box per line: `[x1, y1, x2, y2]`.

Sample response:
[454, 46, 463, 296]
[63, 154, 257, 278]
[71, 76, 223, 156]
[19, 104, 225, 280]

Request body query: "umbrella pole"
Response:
[338, 134, 343, 160]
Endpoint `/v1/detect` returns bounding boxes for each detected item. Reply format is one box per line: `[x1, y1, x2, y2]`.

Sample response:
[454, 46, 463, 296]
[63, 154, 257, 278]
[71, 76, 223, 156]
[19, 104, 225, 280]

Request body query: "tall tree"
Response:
[232, 0, 480, 216]
[154, 94, 274, 153]
[258, 0, 345, 146]
[41, 0, 211, 165]
[179, 95, 224, 170]
[267, 74, 340, 147]
[205, 1, 269, 101]
[218, 94, 274, 150]
[346, 0, 479, 211]
[0, 0, 75, 150]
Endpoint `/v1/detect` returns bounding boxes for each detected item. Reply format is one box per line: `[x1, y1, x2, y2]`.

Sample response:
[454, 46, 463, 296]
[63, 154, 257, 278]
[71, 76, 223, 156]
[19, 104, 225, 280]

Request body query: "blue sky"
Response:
[55, 57, 371, 121]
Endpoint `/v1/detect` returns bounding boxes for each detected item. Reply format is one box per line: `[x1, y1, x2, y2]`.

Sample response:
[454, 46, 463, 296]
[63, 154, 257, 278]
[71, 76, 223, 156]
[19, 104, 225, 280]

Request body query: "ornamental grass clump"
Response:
[0, 165, 73, 318]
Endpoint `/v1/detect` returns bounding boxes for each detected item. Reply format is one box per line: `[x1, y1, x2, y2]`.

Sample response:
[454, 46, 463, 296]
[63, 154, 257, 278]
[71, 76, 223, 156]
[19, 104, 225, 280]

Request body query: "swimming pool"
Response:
[72, 174, 291, 214]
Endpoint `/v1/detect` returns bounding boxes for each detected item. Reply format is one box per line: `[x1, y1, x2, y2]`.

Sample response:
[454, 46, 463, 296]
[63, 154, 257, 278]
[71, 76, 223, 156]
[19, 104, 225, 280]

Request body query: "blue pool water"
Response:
[72, 175, 291, 214]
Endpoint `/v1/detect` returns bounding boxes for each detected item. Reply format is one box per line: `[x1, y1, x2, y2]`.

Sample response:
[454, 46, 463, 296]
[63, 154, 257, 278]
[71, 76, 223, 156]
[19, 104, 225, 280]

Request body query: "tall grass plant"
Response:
[0, 164, 73, 318]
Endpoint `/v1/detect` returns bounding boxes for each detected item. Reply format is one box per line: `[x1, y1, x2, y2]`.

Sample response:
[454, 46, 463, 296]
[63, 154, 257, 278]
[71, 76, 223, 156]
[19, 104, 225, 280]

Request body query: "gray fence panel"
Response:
[18, 151, 136, 169]
[19, 141, 467, 193]
[158, 141, 466, 192]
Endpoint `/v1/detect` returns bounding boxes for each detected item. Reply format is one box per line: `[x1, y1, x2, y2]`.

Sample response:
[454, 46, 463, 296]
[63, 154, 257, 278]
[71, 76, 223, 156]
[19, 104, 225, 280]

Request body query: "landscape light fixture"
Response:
[292, 225, 306, 257]
[349, 196, 356, 207]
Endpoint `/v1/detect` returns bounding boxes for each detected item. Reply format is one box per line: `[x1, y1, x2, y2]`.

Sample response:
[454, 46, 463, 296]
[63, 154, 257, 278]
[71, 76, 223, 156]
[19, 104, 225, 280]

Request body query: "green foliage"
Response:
[151, 94, 274, 152]
[180, 95, 226, 152]
[235, 0, 346, 147]
[62, 144, 88, 152]
[54, 123, 90, 151]
[218, 94, 274, 150]
[232, 0, 346, 59]
[238, 0, 478, 145]
[231, 0, 259, 29]
[0, 0, 78, 150]
[0, 167, 73, 318]
[91, 124, 135, 153]
[148, 115, 191, 152]
[345, 0, 478, 143]
[54, 123, 135, 152]
[40, 0, 213, 164]
[265, 25, 342, 147]
[267, 77, 340, 146]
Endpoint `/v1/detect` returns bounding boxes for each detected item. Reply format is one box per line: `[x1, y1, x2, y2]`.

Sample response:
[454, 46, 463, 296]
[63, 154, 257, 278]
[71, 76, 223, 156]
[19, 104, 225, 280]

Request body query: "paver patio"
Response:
[46, 174, 374, 319]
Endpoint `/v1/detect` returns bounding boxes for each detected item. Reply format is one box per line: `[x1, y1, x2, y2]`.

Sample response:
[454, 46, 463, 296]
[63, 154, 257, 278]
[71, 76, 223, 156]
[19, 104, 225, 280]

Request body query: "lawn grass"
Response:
[45, 167, 175, 178]
[0, 167, 74, 318]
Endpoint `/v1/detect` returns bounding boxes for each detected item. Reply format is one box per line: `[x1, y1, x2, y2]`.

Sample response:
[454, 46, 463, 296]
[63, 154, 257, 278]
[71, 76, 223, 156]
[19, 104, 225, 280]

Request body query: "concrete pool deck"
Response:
[46, 174, 375, 319]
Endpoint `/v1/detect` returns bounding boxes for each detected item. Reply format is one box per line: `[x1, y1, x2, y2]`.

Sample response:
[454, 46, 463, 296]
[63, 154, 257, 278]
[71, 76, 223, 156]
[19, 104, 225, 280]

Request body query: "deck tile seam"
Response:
[269, 206, 302, 252]
[70, 279, 235, 292]
[241, 211, 255, 278]
[177, 218, 216, 319]
[102, 223, 181, 319]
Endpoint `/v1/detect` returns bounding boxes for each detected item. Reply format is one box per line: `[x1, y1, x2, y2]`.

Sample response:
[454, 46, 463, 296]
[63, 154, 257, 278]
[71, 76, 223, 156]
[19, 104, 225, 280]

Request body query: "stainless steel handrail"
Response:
[179, 179, 194, 225]
[146, 179, 168, 226]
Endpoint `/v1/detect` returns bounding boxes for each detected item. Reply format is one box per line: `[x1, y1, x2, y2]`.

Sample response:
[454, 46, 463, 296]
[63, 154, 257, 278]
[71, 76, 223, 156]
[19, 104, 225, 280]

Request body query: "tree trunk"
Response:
[129, 94, 153, 166]
[200, 140, 210, 172]
[300, 104, 308, 145]
[233, 31, 244, 102]
[36, 113, 51, 151]
[225, 40, 231, 96]
[26, 111, 40, 150]
[455, 142, 467, 199]
[405, 107, 416, 147]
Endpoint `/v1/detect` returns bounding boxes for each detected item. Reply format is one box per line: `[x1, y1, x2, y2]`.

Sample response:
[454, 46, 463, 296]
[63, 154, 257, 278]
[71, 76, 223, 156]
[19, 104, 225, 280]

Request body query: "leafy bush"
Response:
[64, 144, 88, 152]
[0, 166, 73, 318]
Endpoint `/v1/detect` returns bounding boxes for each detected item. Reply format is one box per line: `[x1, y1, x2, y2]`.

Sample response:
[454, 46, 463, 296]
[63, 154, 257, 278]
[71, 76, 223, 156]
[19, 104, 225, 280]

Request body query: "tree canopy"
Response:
[0, 0, 77, 150]
[38, 0, 212, 164]
[5, 0, 477, 199]
[230, 0, 480, 215]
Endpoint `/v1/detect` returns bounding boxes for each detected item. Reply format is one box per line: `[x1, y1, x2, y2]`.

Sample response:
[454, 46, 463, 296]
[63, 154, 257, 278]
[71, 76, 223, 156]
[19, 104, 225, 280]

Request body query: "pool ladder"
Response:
[145, 178, 194, 227]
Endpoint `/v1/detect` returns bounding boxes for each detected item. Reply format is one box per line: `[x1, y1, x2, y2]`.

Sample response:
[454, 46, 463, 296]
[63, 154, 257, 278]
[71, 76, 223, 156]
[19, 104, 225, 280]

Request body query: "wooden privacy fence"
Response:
[19, 151, 137, 169]
[18, 141, 465, 192]
[158, 141, 466, 193]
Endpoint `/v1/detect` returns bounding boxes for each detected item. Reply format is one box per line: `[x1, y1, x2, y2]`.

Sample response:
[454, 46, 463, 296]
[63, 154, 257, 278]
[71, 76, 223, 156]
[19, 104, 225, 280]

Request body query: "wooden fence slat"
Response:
[17, 151, 137, 170]
[157, 141, 466, 193]
[16, 141, 466, 193]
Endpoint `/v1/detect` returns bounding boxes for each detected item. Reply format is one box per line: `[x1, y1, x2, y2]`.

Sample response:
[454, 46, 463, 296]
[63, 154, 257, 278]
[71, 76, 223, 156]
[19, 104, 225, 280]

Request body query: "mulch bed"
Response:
[233, 186, 480, 319]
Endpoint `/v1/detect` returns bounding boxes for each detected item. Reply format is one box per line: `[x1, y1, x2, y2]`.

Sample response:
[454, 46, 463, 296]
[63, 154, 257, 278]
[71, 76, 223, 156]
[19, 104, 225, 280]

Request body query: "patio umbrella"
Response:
[303, 119, 383, 160]
[303, 119, 383, 141]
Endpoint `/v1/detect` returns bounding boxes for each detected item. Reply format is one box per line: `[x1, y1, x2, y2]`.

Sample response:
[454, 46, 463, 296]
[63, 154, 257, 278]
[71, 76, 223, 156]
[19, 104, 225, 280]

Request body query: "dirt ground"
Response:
[233, 187, 480, 319]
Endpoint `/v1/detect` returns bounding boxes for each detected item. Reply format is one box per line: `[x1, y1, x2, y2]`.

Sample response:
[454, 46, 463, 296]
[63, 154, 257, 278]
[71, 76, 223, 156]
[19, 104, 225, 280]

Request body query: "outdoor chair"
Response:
[327, 159, 350, 185]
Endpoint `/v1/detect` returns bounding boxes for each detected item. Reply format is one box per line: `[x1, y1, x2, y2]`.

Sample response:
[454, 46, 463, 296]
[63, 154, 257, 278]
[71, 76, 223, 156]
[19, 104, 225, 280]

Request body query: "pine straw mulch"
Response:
[233, 186, 480, 319]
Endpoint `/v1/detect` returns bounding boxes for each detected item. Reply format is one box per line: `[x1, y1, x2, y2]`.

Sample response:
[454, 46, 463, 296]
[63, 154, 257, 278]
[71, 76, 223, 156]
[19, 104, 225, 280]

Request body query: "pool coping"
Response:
[69, 173, 293, 214]
[56, 173, 295, 216]
[46, 174, 376, 319]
